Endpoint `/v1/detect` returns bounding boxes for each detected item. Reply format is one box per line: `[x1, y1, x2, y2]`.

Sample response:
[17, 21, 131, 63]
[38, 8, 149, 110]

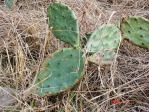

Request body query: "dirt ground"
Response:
[0, 0, 149, 112]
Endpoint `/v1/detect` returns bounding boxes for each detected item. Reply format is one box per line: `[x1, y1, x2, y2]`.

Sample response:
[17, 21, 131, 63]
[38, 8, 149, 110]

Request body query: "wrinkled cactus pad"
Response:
[47, 2, 79, 47]
[121, 16, 149, 48]
[85, 24, 121, 64]
[35, 48, 85, 95]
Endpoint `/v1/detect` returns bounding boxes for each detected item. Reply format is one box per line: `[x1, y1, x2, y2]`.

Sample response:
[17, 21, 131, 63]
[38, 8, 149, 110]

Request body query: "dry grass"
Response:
[0, 0, 149, 112]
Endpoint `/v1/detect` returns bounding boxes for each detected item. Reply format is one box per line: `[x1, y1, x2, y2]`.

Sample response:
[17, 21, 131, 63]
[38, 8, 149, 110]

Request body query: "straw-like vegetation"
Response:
[0, 0, 149, 111]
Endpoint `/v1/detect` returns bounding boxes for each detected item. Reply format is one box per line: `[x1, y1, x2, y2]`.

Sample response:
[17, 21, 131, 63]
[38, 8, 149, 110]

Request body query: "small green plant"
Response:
[33, 2, 149, 96]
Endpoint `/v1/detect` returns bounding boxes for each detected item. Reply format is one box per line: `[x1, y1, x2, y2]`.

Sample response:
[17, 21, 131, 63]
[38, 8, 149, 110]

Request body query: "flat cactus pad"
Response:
[47, 2, 79, 47]
[121, 16, 149, 48]
[35, 48, 85, 95]
[85, 24, 121, 64]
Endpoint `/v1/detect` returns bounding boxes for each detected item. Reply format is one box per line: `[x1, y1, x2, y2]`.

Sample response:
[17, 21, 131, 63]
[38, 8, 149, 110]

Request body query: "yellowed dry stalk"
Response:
[15, 43, 25, 78]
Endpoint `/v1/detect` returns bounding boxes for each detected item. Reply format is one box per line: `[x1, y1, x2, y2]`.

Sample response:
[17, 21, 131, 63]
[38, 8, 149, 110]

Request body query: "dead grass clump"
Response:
[0, 0, 149, 111]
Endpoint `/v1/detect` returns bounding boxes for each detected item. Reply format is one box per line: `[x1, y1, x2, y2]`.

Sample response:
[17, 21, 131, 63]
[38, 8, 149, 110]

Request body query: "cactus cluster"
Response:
[34, 2, 149, 96]
[35, 2, 85, 96]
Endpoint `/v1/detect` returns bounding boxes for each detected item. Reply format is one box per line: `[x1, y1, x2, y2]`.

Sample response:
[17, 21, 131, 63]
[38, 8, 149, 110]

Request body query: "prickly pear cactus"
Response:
[121, 16, 149, 48]
[35, 48, 85, 95]
[47, 2, 79, 47]
[85, 24, 121, 64]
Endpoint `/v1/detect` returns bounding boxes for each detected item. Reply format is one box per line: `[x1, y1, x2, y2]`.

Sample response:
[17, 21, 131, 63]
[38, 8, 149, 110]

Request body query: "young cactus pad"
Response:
[121, 16, 149, 48]
[35, 48, 85, 95]
[85, 24, 121, 63]
[47, 2, 79, 47]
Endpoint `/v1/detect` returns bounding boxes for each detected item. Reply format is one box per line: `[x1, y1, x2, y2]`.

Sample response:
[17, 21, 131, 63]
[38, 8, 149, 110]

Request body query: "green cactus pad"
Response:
[47, 2, 79, 47]
[121, 16, 149, 48]
[5, 0, 14, 8]
[85, 24, 121, 63]
[88, 51, 116, 65]
[35, 48, 85, 95]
